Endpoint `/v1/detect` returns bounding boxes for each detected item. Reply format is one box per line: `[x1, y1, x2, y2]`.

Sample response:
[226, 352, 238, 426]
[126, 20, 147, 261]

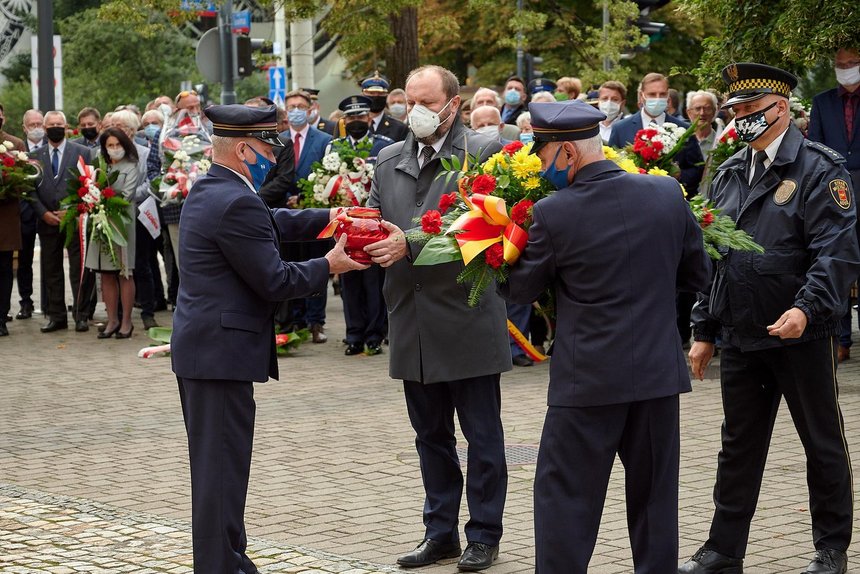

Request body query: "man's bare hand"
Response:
[689, 341, 715, 381]
[325, 234, 369, 274]
[41, 211, 60, 226]
[364, 221, 408, 268]
[767, 307, 808, 339]
[286, 195, 299, 208]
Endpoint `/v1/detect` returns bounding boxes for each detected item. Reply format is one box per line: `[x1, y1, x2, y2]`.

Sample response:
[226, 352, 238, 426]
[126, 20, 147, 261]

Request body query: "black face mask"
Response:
[345, 121, 369, 140]
[81, 127, 99, 141]
[368, 95, 387, 114]
[46, 126, 66, 143]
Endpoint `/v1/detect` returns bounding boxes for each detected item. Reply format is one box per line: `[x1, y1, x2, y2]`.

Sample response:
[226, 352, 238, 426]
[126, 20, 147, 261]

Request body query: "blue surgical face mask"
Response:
[242, 144, 276, 191]
[644, 97, 668, 117]
[504, 89, 522, 106]
[288, 108, 308, 127]
[519, 132, 534, 144]
[144, 124, 161, 140]
[539, 146, 571, 190]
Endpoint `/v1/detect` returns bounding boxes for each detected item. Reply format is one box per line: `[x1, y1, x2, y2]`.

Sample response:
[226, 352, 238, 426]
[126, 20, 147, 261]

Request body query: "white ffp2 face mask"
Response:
[475, 125, 501, 139]
[598, 100, 621, 120]
[408, 98, 454, 139]
[835, 66, 860, 87]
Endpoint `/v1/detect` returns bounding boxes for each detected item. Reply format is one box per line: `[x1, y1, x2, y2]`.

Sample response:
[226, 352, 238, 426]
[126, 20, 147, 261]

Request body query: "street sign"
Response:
[232, 10, 250, 34]
[268, 66, 286, 105]
[195, 28, 222, 84]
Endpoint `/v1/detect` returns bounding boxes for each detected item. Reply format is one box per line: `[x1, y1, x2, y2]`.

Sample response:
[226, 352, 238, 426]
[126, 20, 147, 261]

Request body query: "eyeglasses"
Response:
[286, 104, 309, 111]
[175, 90, 198, 104]
[689, 106, 715, 113]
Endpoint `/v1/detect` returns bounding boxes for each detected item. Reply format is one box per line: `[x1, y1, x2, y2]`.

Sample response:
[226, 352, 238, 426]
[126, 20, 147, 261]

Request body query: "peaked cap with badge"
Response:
[527, 100, 606, 154]
[338, 95, 372, 116]
[205, 104, 284, 147]
[721, 62, 798, 107]
[528, 78, 557, 94]
[360, 71, 390, 93]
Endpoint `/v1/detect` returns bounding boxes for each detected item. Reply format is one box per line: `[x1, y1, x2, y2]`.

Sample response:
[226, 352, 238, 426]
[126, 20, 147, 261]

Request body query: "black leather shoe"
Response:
[4, 314, 11, 322]
[803, 548, 847, 574]
[75, 319, 90, 332]
[365, 342, 382, 356]
[0, 322, 8, 336]
[41, 320, 69, 333]
[458, 542, 499, 571]
[15, 302, 33, 320]
[679, 546, 743, 573]
[345, 343, 364, 356]
[142, 315, 159, 330]
[397, 538, 462, 568]
[512, 355, 534, 367]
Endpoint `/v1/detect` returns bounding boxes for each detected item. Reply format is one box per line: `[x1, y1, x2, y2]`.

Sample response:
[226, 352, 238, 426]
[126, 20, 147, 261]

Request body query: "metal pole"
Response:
[602, 0, 611, 72]
[219, 0, 236, 104]
[515, 0, 523, 78]
[37, 0, 55, 111]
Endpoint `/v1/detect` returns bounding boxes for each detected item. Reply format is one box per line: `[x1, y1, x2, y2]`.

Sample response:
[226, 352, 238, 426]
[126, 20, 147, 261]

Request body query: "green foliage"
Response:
[412, 235, 463, 266]
[456, 255, 507, 308]
[1, 52, 31, 84]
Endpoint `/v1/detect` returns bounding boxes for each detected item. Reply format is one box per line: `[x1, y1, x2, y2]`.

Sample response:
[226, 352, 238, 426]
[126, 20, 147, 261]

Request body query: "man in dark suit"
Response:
[808, 47, 860, 363]
[18, 109, 47, 319]
[171, 104, 364, 574]
[365, 65, 510, 572]
[500, 100, 710, 574]
[360, 71, 410, 142]
[31, 110, 96, 333]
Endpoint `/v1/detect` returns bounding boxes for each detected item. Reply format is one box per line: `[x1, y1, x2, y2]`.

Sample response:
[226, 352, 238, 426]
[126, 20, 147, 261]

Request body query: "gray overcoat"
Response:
[368, 119, 513, 384]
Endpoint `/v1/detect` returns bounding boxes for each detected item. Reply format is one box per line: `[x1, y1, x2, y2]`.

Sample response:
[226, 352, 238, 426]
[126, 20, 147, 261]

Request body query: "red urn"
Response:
[320, 207, 389, 264]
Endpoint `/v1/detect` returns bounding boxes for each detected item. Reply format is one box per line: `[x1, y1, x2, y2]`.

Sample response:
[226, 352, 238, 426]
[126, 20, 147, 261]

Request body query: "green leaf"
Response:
[496, 174, 510, 189]
[413, 235, 463, 265]
[147, 326, 173, 344]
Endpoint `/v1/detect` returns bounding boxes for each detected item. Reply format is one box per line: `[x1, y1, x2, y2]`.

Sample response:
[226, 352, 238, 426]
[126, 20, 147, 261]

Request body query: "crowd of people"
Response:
[0, 46, 859, 574]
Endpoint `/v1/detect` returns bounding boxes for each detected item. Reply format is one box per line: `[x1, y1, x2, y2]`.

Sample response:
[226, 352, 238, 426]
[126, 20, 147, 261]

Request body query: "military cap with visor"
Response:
[360, 71, 390, 93]
[721, 62, 798, 107]
[528, 100, 606, 155]
[205, 104, 284, 147]
[528, 78, 557, 94]
[338, 95, 373, 116]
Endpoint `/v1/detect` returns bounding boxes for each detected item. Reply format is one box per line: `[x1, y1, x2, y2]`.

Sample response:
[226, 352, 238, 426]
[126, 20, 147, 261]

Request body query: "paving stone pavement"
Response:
[2, 256, 860, 572]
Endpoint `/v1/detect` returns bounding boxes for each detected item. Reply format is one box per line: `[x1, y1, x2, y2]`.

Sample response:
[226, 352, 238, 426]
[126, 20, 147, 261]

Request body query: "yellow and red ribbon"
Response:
[448, 193, 528, 265]
[507, 319, 548, 362]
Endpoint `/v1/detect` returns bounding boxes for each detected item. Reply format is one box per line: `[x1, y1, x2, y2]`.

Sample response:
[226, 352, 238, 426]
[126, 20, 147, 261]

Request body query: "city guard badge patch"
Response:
[773, 179, 797, 205]
[829, 179, 851, 210]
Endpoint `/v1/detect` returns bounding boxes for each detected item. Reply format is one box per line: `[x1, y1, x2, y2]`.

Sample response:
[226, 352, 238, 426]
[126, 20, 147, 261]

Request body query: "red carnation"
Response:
[700, 208, 715, 229]
[502, 140, 524, 155]
[510, 199, 534, 225]
[78, 175, 87, 184]
[720, 128, 738, 143]
[421, 210, 443, 234]
[438, 192, 457, 213]
[77, 203, 88, 213]
[2, 156, 15, 167]
[102, 187, 115, 199]
[77, 187, 88, 198]
[485, 243, 505, 269]
[72, 129, 79, 135]
[471, 174, 496, 195]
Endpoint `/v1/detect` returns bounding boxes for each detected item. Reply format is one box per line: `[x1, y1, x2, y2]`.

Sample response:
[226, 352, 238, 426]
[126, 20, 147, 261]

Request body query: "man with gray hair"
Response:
[31, 110, 96, 332]
[686, 90, 723, 194]
[500, 100, 710, 573]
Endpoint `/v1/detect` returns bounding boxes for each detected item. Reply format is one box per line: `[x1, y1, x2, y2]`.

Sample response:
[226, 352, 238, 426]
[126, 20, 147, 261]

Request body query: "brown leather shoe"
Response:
[310, 323, 327, 343]
[838, 346, 850, 362]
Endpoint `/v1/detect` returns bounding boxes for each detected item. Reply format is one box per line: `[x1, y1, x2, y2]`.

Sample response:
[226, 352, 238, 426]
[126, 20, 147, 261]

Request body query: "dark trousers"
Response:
[133, 219, 156, 318]
[403, 374, 507, 546]
[177, 377, 258, 574]
[534, 395, 680, 574]
[17, 212, 37, 306]
[341, 265, 386, 345]
[506, 302, 531, 358]
[0, 250, 12, 319]
[37, 222, 95, 322]
[706, 338, 853, 558]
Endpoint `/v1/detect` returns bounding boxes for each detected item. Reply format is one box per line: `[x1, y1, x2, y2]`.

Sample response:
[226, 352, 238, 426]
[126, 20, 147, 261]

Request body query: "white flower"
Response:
[313, 183, 324, 194]
[352, 157, 363, 169]
[308, 172, 316, 182]
[0, 145, 7, 154]
[322, 152, 341, 172]
[16, 151, 27, 161]
[321, 175, 331, 185]
[3, 140, 13, 148]
[338, 163, 348, 175]
[197, 159, 211, 173]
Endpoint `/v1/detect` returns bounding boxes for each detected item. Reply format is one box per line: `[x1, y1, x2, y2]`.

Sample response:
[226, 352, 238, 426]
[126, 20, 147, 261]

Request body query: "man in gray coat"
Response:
[365, 65, 511, 572]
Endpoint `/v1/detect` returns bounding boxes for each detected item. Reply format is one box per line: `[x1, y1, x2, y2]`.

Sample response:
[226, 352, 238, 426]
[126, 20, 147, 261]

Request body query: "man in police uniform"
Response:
[499, 100, 710, 573]
[330, 95, 394, 355]
[171, 104, 365, 573]
[360, 71, 409, 142]
[681, 63, 860, 574]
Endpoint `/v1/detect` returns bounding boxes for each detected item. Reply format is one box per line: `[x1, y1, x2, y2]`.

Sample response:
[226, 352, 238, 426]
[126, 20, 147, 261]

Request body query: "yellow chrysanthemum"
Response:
[523, 176, 540, 190]
[618, 158, 641, 174]
[483, 152, 508, 174]
[510, 149, 543, 179]
[603, 146, 619, 160]
[647, 166, 668, 176]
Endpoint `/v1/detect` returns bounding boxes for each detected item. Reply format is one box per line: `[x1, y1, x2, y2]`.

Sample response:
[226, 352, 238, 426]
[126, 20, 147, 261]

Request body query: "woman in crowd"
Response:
[87, 127, 139, 339]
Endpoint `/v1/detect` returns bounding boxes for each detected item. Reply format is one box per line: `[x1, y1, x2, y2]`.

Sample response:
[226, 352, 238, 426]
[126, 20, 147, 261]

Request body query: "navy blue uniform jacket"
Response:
[500, 160, 711, 407]
[171, 164, 330, 383]
[809, 87, 860, 173]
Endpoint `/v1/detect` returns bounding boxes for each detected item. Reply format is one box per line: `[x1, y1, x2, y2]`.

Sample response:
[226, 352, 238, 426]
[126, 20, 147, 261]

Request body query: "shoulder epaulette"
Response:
[805, 140, 846, 164]
[375, 134, 394, 143]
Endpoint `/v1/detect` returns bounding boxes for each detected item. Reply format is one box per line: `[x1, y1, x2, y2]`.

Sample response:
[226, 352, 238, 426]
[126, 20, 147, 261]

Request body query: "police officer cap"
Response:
[360, 71, 390, 93]
[528, 100, 606, 154]
[301, 88, 320, 101]
[205, 104, 284, 147]
[339, 95, 372, 116]
[528, 78, 557, 94]
[721, 62, 798, 107]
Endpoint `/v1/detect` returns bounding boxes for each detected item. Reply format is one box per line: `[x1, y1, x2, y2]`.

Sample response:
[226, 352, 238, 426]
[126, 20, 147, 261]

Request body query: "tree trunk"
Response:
[387, 6, 419, 89]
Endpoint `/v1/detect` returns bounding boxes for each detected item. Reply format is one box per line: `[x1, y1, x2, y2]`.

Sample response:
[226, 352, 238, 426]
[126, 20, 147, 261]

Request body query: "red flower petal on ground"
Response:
[275, 333, 290, 346]
[510, 199, 534, 225]
[421, 210, 442, 234]
[471, 174, 497, 195]
[2, 156, 15, 167]
[485, 243, 505, 268]
[502, 140, 524, 155]
[438, 192, 457, 213]
[102, 187, 115, 199]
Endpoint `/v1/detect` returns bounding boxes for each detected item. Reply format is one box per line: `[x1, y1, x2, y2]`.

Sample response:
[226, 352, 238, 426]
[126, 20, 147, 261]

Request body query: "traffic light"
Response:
[635, 0, 671, 44]
[235, 36, 272, 77]
[524, 53, 543, 85]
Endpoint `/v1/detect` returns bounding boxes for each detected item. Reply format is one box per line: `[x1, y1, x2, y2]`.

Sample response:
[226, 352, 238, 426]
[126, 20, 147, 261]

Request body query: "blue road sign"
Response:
[268, 66, 286, 104]
[232, 10, 250, 34]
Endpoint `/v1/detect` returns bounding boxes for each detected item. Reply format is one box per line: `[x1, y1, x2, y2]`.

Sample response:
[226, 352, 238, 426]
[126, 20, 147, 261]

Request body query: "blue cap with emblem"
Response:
[338, 95, 372, 116]
[527, 100, 606, 154]
[528, 78, 557, 94]
[360, 71, 390, 93]
[721, 62, 798, 107]
[205, 104, 284, 147]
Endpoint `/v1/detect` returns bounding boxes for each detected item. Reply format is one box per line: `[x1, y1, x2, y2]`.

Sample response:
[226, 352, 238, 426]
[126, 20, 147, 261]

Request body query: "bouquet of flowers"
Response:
[59, 156, 129, 270]
[158, 121, 212, 206]
[706, 126, 746, 172]
[275, 329, 310, 355]
[405, 140, 555, 306]
[298, 138, 374, 207]
[0, 141, 40, 201]
[623, 121, 697, 177]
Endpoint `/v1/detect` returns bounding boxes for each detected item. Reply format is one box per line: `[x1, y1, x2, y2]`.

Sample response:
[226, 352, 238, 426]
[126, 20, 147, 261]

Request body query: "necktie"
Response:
[420, 145, 435, 169]
[51, 148, 59, 178]
[750, 150, 768, 186]
[649, 119, 658, 127]
[293, 133, 302, 163]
